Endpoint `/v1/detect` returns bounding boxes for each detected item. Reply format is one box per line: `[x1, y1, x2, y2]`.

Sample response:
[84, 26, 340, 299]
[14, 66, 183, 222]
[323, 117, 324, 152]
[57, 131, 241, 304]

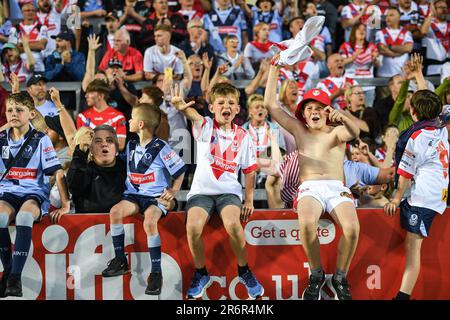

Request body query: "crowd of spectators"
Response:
[0, 0, 449, 213]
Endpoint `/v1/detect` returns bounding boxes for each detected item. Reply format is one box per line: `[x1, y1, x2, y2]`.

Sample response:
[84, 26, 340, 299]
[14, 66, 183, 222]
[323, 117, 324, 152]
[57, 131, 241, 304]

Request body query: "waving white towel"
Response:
[271, 16, 326, 66]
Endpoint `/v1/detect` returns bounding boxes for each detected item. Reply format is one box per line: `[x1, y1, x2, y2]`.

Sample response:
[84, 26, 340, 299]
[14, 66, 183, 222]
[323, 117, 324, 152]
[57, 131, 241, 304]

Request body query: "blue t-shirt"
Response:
[343, 160, 380, 188]
[124, 138, 187, 197]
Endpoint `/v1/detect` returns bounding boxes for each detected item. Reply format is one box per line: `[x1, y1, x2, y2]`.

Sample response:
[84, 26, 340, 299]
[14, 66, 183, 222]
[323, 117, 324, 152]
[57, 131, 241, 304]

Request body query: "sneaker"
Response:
[5, 274, 22, 297]
[302, 273, 325, 300]
[239, 270, 264, 299]
[101, 257, 130, 277]
[145, 272, 163, 295]
[330, 275, 352, 300]
[186, 272, 211, 299]
[0, 273, 8, 298]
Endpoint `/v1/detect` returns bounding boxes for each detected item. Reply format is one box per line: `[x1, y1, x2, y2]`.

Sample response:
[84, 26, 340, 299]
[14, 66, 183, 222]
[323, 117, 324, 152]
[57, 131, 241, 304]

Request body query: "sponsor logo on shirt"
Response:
[6, 168, 38, 180]
[129, 172, 155, 184]
[2, 146, 9, 159]
[163, 150, 176, 162]
[45, 156, 58, 162]
[44, 146, 55, 153]
[211, 156, 237, 173]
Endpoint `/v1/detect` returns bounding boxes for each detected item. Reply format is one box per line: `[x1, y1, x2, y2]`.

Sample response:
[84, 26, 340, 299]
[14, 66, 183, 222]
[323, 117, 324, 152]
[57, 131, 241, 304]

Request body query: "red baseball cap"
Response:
[295, 89, 331, 122]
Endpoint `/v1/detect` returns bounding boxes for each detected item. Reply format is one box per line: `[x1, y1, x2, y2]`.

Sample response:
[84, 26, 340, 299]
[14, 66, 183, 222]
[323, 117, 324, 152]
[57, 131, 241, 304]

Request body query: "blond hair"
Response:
[133, 103, 162, 133]
[253, 22, 269, 41]
[344, 85, 361, 103]
[247, 94, 265, 111]
[278, 79, 297, 105]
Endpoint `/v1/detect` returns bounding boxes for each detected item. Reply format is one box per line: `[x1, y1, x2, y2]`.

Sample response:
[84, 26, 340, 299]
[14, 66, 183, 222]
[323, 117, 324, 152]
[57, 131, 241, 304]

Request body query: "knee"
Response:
[0, 213, 10, 228]
[143, 216, 159, 233]
[109, 206, 123, 222]
[298, 214, 318, 231]
[186, 220, 204, 238]
[223, 220, 242, 238]
[342, 222, 360, 241]
[15, 211, 34, 227]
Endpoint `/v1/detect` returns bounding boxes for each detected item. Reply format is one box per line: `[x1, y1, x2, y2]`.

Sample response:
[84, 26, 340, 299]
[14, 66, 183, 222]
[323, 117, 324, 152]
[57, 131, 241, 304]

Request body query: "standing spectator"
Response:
[176, 18, 216, 65]
[398, 0, 422, 53]
[244, 23, 278, 71]
[340, 0, 369, 41]
[36, 0, 63, 57]
[374, 74, 403, 127]
[143, 24, 183, 81]
[26, 74, 59, 117]
[44, 29, 85, 81]
[375, 7, 413, 78]
[317, 54, 359, 110]
[98, 29, 143, 83]
[139, 0, 188, 48]
[1, 37, 35, 83]
[218, 35, 255, 81]
[119, 0, 151, 46]
[76, 79, 127, 150]
[179, 0, 205, 22]
[420, 0, 450, 76]
[339, 23, 380, 107]
[238, 0, 284, 43]
[10, 2, 48, 73]
[203, 0, 248, 54]
[102, 11, 121, 53]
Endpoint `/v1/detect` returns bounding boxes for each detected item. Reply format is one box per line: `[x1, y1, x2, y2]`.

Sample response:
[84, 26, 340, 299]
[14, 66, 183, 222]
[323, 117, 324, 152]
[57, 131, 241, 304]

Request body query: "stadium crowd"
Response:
[0, 0, 449, 300]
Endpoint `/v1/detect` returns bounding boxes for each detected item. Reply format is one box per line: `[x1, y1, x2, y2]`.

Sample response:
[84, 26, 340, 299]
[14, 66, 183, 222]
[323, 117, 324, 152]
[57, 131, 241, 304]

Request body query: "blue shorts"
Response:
[122, 193, 167, 215]
[400, 200, 438, 238]
[0, 192, 45, 222]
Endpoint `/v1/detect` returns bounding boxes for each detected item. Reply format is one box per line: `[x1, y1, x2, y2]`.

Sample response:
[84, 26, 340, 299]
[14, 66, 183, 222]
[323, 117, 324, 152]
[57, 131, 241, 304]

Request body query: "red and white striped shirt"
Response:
[76, 106, 127, 139]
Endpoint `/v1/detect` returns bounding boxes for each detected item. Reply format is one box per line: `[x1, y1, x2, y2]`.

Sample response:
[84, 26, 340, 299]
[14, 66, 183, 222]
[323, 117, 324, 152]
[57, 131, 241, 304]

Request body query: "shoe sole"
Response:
[186, 278, 213, 299]
[301, 280, 326, 300]
[102, 269, 131, 278]
[248, 287, 265, 300]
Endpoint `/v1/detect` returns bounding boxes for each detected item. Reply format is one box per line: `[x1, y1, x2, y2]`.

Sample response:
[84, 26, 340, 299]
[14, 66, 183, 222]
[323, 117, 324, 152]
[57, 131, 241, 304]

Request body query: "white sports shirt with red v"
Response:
[187, 117, 257, 201]
[317, 76, 359, 110]
[76, 106, 127, 139]
[398, 127, 449, 214]
[423, 20, 450, 75]
[375, 28, 413, 77]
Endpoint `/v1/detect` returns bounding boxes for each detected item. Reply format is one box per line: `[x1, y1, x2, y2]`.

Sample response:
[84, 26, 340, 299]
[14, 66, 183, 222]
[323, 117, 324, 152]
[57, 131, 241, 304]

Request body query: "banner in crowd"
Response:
[1, 209, 449, 300]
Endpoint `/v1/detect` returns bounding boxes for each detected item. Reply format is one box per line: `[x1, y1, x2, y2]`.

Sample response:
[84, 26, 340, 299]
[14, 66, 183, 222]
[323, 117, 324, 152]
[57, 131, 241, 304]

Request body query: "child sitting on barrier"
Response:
[384, 89, 449, 300]
[171, 82, 264, 300]
[101, 103, 187, 296]
[0, 92, 70, 298]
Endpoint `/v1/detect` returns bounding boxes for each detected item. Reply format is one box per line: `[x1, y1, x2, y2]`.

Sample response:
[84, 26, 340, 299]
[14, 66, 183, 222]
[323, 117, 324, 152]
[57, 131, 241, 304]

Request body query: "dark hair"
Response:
[349, 23, 367, 49]
[151, 72, 163, 86]
[6, 92, 34, 110]
[93, 124, 119, 152]
[387, 6, 401, 15]
[142, 86, 164, 107]
[288, 16, 305, 30]
[86, 79, 110, 98]
[411, 90, 442, 121]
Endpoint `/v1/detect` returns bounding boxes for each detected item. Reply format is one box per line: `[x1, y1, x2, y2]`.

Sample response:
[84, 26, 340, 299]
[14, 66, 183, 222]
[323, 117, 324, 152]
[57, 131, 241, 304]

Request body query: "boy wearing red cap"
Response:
[264, 62, 361, 300]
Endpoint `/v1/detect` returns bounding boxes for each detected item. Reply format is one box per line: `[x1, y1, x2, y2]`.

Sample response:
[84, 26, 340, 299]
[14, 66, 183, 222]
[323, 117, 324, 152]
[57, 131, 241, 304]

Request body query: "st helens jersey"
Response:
[0, 126, 61, 203]
[398, 127, 449, 214]
[124, 138, 187, 197]
[187, 117, 257, 200]
[76, 106, 127, 139]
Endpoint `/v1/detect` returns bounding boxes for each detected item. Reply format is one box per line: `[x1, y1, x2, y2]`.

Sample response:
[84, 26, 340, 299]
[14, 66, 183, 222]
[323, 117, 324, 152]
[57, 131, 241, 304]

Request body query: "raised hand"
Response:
[202, 52, 213, 70]
[170, 83, 195, 111]
[49, 87, 62, 106]
[325, 106, 345, 123]
[175, 50, 187, 63]
[9, 73, 20, 93]
[87, 34, 102, 51]
[410, 53, 423, 74]
[217, 63, 229, 74]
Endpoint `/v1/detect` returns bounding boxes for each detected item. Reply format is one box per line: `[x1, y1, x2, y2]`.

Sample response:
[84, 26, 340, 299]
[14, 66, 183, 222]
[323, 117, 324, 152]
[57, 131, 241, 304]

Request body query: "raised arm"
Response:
[201, 53, 213, 95]
[49, 87, 77, 148]
[21, 35, 36, 70]
[176, 51, 193, 94]
[170, 83, 203, 123]
[82, 34, 101, 92]
[410, 53, 427, 90]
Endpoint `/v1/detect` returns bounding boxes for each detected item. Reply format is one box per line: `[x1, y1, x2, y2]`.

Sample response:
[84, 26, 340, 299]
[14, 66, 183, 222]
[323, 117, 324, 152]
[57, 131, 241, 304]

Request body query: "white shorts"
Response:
[293, 180, 354, 214]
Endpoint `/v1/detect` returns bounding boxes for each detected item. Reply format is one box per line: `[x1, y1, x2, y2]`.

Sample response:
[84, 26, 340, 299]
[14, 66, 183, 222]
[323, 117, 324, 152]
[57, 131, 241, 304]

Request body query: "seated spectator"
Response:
[176, 18, 216, 69]
[242, 94, 286, 208]
[203, 0, 248, 54]
[358, 183, 393, 208]
[339, 23, 380, 107]
[420, 0, 450, 76]
[344, 85, 381, 142]
[179, 0, 205, 22]
[9, 2, 48, 73]
[317, 54, 358, 110]
[244, 23, 276, 71]
[119, 1, 153, 46]
[239, 0, 283, 43]
[67, 125, 127, 213]
[26, 74, 59, 117]
[44, 29, 85, 81]
[36, 0, 64, 57]
[143, 24, 183, 81]
[139, 0, 188, 48]
[218, 35, 255, 80]
[0, 38, 35, 83]
[375, 7, 413, 78]
[374, 74, 403, 127]
[186, 53, 207, 106]
[99, 29, 143, 83]
[76, 79, 127, 150]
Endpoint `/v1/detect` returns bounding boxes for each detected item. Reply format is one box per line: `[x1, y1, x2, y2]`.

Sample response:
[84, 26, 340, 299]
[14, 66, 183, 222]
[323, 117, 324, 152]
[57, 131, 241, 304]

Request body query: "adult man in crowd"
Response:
[374, 74, 403, 126]
[26, 74, 59, 117]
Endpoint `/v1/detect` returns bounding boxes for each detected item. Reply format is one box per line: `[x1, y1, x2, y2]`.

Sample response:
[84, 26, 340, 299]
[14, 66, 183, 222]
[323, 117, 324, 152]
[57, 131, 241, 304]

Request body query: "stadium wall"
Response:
[1, 209, 449, 300]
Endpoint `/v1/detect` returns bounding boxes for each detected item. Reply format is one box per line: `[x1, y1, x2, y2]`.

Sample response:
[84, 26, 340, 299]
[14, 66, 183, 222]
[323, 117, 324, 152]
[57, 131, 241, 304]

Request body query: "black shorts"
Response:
[0, 192, 44, 222]
[121, 193, 167, 215]
[400, 200, 438, 238]
[185, 194, 242, 216]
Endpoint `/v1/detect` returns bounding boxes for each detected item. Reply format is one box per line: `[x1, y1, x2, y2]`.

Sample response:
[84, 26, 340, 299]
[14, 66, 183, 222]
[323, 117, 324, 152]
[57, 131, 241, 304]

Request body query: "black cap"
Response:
[105, 11, 119, 21]
[45, 115, 66, 140]
[51, 29, 75, 41]
[27, 74, 47, 87]
[108, 58, 123, 69]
